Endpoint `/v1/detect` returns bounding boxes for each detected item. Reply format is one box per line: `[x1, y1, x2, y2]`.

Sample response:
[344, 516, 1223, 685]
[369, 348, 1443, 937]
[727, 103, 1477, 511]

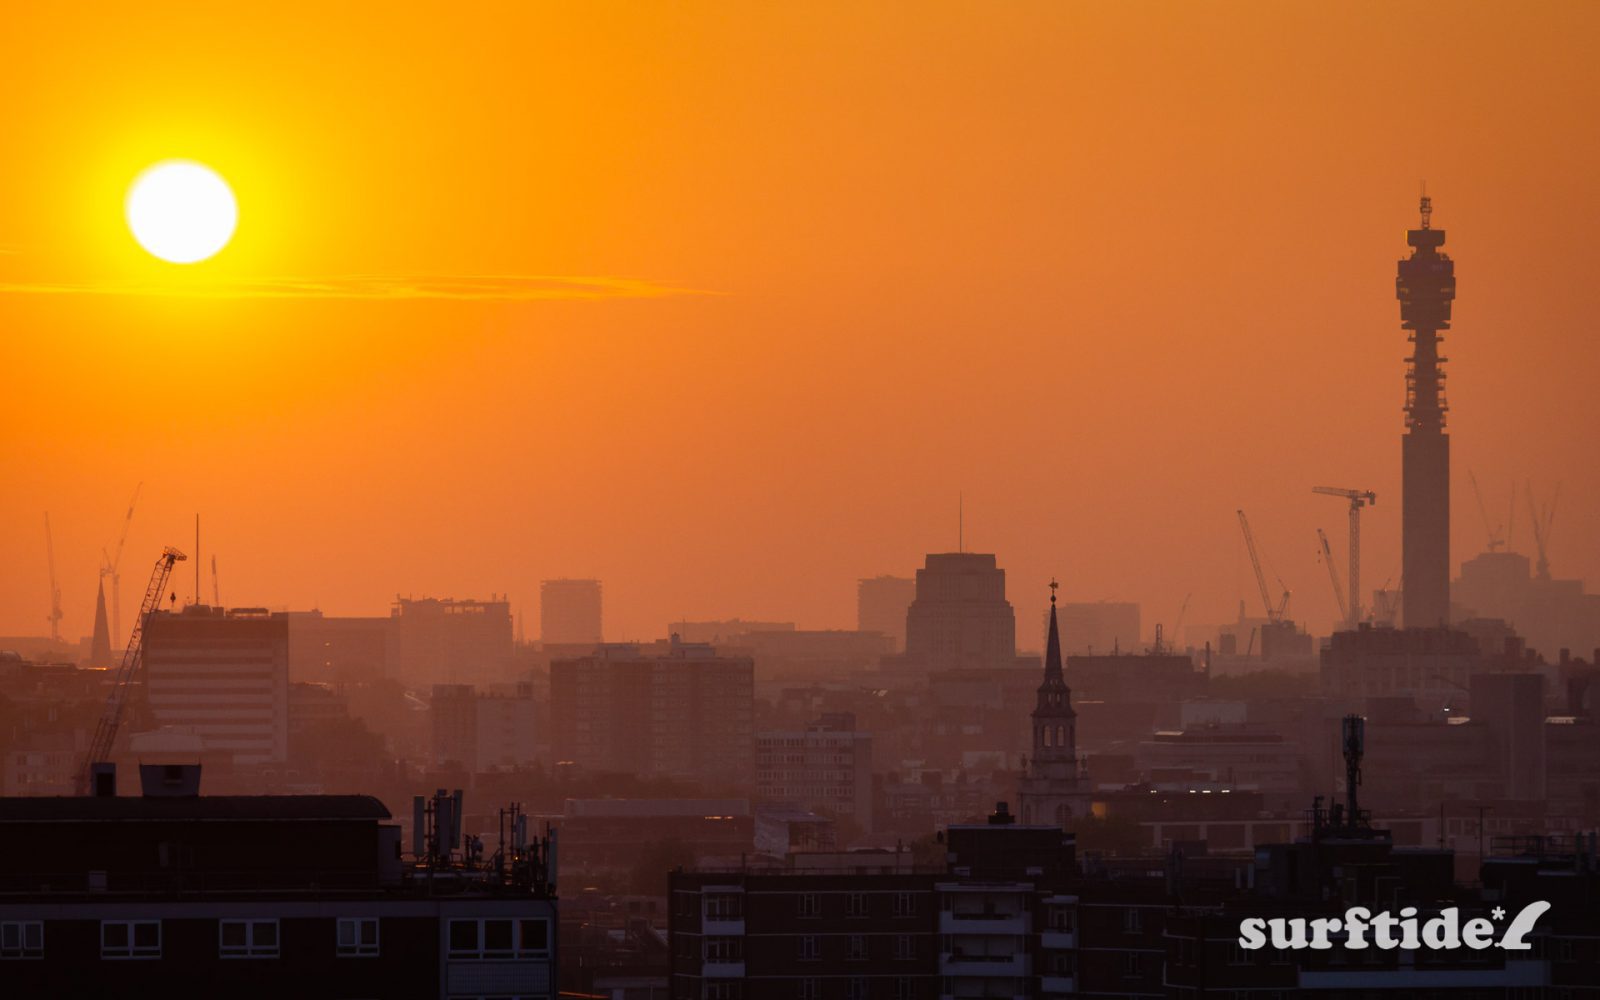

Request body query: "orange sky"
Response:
[3, 2, 1597, 645]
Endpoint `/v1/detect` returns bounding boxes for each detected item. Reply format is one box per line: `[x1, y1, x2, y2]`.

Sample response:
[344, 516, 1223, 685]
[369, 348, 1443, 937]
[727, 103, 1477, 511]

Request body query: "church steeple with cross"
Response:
[1018, 579, 1090, 826]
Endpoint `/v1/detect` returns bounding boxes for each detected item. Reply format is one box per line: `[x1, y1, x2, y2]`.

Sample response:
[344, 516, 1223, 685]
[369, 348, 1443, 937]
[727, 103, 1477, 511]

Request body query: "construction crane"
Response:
[1468, 471, 1505, 552]
[44, 513, 63, 643]
[1312, 487, 1375, 628]
[77, 546, 185, 795]
[100, 483, 143, 651]
[1237, 510, 1290, 622]
[1525, 480, 1561, 580]
[1316, 527, 1350, 626]
[1172, 592, 1191, 647]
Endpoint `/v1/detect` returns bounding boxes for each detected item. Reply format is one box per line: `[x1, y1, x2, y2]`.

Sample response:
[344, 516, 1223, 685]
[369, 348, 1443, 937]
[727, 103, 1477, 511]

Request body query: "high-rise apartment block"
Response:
[549, 638, 754, 786]
[755, 713, 874, 831]
[540, 579, 603, 645]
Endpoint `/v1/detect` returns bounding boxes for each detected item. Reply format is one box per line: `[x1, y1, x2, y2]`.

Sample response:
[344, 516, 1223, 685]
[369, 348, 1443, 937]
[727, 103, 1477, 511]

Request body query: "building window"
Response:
[1122, 908, 1143, 933]
[705, 893, 744, 921]
[847, 934, 867, 961]
[846, 978, 868, 1000]
[894, 934, 915, 961]
[704, 937, 743, 963]
[102, 920, 160, 959]
[220, 919, 279, 958]
[0, 921, 42, 959]
[846, 892, 868, 918]
[894, 892, 916, 917]
[798, 978, 820, 1000]
[797, 893, 820, 918]
[447, 917, 549, 959]
[705, 983, 743, 1000]
[337, 917, 379, 957]
[895, 978, 917, 1000]
[1046, 906, 1073, 932]
[797, 935, 820, 962]
[1122, 952, 1141, 978]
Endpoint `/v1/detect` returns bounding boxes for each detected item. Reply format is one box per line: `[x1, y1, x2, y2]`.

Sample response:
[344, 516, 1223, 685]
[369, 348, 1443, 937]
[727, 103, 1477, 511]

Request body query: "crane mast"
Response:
[77, 546, 186, 795]
[101, 483, 143, 651]
[1312, 487, 1375, 630]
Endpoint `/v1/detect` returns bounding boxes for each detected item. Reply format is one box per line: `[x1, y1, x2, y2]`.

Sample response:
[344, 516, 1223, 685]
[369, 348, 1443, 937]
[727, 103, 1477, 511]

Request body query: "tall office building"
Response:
[903, 553, 1016, 670]
[391, 596, 513, 688]
[1396, 194, 1456, 627]
[857, 575, 916, 651]
[1056, 600, 1140, 655]
[143, 606, 291, 765]
[549, 638, 754, 787]
[540, 579, 603, 645]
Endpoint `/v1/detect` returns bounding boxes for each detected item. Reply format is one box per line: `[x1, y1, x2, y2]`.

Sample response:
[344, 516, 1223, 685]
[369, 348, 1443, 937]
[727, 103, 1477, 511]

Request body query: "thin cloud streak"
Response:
[0, 273, 710, 301]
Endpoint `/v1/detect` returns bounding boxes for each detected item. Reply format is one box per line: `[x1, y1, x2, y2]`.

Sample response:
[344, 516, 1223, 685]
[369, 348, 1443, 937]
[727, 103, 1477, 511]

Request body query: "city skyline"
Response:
[4, 4, 1599, 645]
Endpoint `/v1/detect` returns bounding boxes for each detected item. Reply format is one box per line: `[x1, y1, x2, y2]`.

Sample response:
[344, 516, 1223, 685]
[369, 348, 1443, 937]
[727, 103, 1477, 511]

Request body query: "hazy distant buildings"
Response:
[143, 606, 290, 765]
[857, 575, 915, 651]
[755, 713, 874, 832]
[540, 579, 603, 645]
[668, 619, 794, 644]
[902, 553, 1017, 670]
[1454, 549, 1600, 661]
[287, 610, 396, 683]
[1319, 625, 1508, 712]
[430, 682, 540, 772]
[549, 638, 754, 786]
[392, 596, 513, 688]
[1056, 600, 1140, 655]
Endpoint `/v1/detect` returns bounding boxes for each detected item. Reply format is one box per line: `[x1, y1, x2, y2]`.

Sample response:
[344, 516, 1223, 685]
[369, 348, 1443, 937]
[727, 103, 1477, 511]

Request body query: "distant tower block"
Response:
[540, 579, 603, 645]
[1396, 193, 1456, 627]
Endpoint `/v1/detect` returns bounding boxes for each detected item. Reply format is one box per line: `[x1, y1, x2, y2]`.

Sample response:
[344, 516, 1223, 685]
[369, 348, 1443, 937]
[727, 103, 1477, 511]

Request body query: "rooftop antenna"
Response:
[958, 493, 964, 553]
[1420, 180, 1431, 229]
[195, 514, 201, 606]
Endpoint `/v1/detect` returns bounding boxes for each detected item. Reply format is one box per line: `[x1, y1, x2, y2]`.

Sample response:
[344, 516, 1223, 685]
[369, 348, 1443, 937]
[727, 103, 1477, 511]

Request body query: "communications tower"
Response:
[1395, 194, 1456, 627]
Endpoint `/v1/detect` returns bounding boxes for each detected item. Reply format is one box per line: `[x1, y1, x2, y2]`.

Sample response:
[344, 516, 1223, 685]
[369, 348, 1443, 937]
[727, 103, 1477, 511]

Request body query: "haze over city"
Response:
[3, 5, 1600, 999]
[4, 3, 1598, 643]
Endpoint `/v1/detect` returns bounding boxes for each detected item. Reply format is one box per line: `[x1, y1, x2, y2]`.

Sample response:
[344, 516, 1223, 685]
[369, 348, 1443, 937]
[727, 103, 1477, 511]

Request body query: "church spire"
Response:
[1044, 578, 1063, 681]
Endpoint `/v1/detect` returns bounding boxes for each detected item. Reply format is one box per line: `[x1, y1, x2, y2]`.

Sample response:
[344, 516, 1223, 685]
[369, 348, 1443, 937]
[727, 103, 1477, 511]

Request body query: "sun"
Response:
[125, 161, 238, 264]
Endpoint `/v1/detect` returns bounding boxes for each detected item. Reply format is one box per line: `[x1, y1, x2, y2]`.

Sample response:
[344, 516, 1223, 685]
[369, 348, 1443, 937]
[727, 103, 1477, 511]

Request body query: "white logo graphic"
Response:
[1238, 901, 1550, 951]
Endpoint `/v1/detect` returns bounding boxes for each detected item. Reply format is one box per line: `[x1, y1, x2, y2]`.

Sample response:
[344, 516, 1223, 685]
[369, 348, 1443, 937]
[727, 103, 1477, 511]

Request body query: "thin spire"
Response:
[1044, 580, 1063, 679]
[958, 493, 964, 553]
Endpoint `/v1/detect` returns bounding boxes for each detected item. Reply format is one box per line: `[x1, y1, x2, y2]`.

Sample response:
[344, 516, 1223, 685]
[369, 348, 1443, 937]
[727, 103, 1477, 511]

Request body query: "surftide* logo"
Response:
[1239, 902, 1551, 952]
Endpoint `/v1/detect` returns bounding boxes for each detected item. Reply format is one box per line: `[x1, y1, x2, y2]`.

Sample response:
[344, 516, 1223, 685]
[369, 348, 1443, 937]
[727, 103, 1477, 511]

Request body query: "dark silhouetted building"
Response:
[0, 772, 557, 999]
